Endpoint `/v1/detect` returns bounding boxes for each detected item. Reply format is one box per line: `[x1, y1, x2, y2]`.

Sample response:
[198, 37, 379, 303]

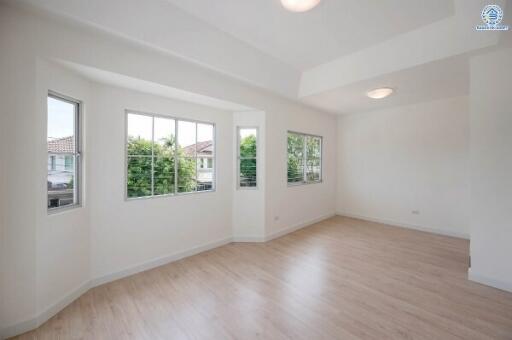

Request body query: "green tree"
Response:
[287, 133, 304, 183]
[287, 133, 321, 183]
[239, 135, 257, 187]
[127, 135, 197, 197]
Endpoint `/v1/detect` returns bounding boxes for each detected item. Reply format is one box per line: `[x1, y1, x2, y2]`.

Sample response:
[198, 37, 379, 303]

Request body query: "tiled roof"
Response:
[48, 136, 75, 153]
[182, 140, 213, 157]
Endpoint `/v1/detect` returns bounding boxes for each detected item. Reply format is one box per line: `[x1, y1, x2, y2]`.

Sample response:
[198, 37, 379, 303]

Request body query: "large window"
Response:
[237, 127, 257, 188]
[126, 112, 215, 199]
[47, 93, 81, 210]
[287, 131, 322, 185]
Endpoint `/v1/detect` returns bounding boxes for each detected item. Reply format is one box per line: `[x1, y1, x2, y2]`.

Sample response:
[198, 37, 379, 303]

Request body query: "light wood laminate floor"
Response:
[12, 216, 512, 339]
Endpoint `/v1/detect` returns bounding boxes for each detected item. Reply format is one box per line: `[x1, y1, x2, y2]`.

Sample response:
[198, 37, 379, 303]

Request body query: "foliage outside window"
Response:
[238, 128, 257, 188]
[126, 112, 215, 199]
[287, 131, 322, 185]
[47, 93, 81, 210]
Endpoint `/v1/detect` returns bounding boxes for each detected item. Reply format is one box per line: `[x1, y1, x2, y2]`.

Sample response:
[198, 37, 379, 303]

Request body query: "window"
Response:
[287, 131, 322, 185]
[238, 127, 257, 188]
[47, 93, 81, 210]
[126, 111, 215, 199]
[64, 155, 73, 170]
[49, 155, 56, 171]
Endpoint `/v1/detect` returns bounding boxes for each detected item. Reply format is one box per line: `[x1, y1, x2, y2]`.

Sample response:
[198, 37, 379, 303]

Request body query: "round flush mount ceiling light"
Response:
[281, 0, 321, 12]
[366, 87, 394, 99]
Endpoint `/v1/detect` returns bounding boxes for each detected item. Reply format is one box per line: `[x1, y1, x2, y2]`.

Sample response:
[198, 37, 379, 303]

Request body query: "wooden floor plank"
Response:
[11, 216, 512, 339]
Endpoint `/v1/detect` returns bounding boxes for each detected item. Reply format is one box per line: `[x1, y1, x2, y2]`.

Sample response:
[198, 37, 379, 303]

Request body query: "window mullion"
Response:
[303, 135, 307, 183]
[175, 120, 178, 194]
[151, 116, 155, 196]
[195, 122, 198, 192]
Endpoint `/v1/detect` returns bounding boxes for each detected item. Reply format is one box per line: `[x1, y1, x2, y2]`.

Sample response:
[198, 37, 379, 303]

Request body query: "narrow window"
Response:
[47, 93, 81, 210]
[238, 127, 257, 188]
[287, 131, 322, 185]
[126, 112, 215, 199]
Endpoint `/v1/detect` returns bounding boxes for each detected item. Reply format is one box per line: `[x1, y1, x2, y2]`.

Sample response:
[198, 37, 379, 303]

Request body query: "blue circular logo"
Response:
[481, 5, 503, 26]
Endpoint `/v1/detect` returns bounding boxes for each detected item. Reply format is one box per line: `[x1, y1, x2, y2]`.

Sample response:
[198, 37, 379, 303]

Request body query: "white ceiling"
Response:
[165, 0, 454, 70]
[301, 55, 469, 114]
[10, 0, 511, 114]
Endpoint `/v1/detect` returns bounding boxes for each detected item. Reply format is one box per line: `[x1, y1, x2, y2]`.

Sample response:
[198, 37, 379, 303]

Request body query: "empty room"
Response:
[1, 0, 512, 339]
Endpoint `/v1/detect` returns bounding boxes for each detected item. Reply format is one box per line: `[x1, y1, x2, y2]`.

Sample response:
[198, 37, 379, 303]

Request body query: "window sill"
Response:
[287, 180, 323, 187]
[47, 204, 82, 216]
[125, 189, 216, 201]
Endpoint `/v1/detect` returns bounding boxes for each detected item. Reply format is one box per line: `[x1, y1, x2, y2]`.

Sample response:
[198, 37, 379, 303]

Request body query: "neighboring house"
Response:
[47, 136, 75, 207]
[182, 140, 214, 190]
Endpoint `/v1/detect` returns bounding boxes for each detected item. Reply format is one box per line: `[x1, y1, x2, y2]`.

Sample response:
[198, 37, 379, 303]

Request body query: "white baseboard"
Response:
[468, 268, 512, 293]
[337, 211, 470, 240]
[1, 316, 37, 340]
[1, 281, 91, 340]
[232, 235, 266, 243]
[1, 215, 337, 340]
[0, 237, 231, 340]
[265, 213, 336, 242]
[91, 236, 232, 287]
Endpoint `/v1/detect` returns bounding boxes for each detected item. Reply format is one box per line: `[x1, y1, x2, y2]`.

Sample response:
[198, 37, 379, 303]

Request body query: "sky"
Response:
[127, 113, 213, 148]
[240, 128, 257, 139]
[47, 97, 75, 140]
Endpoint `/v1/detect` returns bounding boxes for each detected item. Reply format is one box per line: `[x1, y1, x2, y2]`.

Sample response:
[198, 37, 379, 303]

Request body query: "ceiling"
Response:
[10, 0, 511, 114]
[165, 0, 454, 70]
[301, 56, 469, 114]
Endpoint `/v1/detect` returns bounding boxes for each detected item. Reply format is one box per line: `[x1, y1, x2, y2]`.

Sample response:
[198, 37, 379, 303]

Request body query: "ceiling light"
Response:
[281, 0, 321, 12]
[366, 87, 394, 99]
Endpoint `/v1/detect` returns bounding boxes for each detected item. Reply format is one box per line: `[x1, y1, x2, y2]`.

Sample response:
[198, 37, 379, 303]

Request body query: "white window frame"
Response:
[47, 91, 82, 213]
[125, 110, 216, 200]
[287, 131, 323, 186]
[237, 126, 258, 190]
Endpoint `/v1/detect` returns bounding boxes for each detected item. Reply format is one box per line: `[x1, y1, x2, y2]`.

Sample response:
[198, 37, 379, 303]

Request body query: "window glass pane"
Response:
[127, 114, 152, 156]
[240, 158, 257, 187]
[306, 136, 321, 182]
[178, 157, 197, 193]
[239, 128, 257, 188]
[197, 123, 214, 191]
[154, 117, 175, 150]
[287, 133, 305, 184]
[47, 97, 75, 140]
[154, 157, 175, 195]
[127, 156, 152, 198]
[178, 120, 196, 155]
[240, 128, 257, 158]
[47, 95, 78, 209]
[177, 121, 198, 193]
[197, 157, 213, 191]
[152, 117, 176, 196]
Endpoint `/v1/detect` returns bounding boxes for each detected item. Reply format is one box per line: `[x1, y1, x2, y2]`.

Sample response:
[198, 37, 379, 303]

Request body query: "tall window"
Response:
[47, 93, 81, 210]
[287, 131, 322, 185]
[238, 127, 257, 188]
[126, 112, 215, 199]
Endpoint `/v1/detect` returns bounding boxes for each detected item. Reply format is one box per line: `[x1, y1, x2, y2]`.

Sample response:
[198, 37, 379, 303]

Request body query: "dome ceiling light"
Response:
[366, 87, 394, 99]
[281, 0, 321, 12]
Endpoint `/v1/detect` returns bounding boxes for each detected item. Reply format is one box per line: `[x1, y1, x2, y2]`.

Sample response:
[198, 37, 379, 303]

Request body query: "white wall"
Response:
[0, 4, 337, 337]
[337, 96, 470, 238]
[469, 47, 512, 292]
[232, 111, 266, 241]
[0, 6, 38, 332]
[89, 84, 234, 280]
[265, 105, 337, 238]
[35, 60, 92, 323]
